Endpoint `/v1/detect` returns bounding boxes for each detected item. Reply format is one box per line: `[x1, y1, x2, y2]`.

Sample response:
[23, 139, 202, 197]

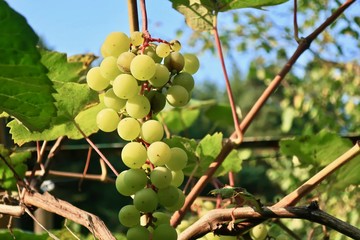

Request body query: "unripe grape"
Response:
[118, 205, 140, 227]
[153, 212, 171, 226]
[144, 44, 163, 63]
[166, 147, 188, 171]
[164, 52, 185, 73]
[170, 40, 181, 52]
[117, 117, 141, 141]
[126, 226, 150, 240]
[96, 108, 120, 132]
[156, 43, 171, 58]
[115, 171, 133, 196]
[249, 223, 268, 240]
[166, 188, 185, 211]
[112, 74, 139, 99]
[150, 166, 172, 189]
[86, 67, 110, 91]
[166, 85, 190, 107]
[99, 56, 122, 81]
[147, 141, 171, 166]
[172, 72, 195, 91]
[130, 31, 144, 46]
[146, 91, 166, 113]
[183, 53, 200, 74]
[104, 88, 126, 111]
[101, 32, 130, 57]
[170, 170, 184, 187]
[157, 185, 179, 207]
[133, 188, 158, 212]
[130, 54, 156, 80]
[123, 168, 147, 193]
[140, 119, 164, 143]
[149, 63, 170, 88]
[152, 224, 178, 240]
[117, 51, 136, 73]
[121, 142, 147, 168]
[126, 95, 151, 119]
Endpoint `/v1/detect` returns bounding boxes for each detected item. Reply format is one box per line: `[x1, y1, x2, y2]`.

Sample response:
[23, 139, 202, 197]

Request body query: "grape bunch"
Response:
[86, 31, 199, 240]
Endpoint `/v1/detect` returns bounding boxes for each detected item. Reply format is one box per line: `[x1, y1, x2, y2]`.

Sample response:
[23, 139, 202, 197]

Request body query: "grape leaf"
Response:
[216, 149, 243, 176]
[0, 1, 56, 131]
[205, 104, 233, 127]
[212, 0, 289, 12]
[0, 229, 47, 240]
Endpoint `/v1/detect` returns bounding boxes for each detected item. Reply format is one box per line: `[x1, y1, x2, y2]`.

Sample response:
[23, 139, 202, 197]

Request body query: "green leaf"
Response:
[216, 149, 243, 176]
[0, 229, 47, 240]
[0, 1, 56, 131]
[281, 107, 295, 133]
[214, 0, 289, 12]
[205, 104, 233, 127]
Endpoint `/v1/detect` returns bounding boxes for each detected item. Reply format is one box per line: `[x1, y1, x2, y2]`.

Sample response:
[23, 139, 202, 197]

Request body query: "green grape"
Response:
[147, 141, 171, 166]
[115, 171, 133, 196]
[177, 219, 190, 232]
[118, 205, 140, 227]
[203, 201, 215, 210]
[157, 185, 179, 207]
[170, 170, 184, 187]
[183, 53, 200, 74]
[152, 212, 171, 226]
[99, 56, 122, 81]
[149, 63, 170, 88]
[166, 147, 188, 171]
[146, 91, 166, 113]
[104, 88, 126, 111]
[172, 72, 195, 91]
[126, 226, 150, 240]
[101, 32, 130, 57]
[133, 188, 158, 213]
[152, 224, 178, 240]
[250, 223, 268, 240]
[204, 233, 221, 240]
[100, 44, 110, 58]
[123, 168, 147, 193]
[130, 31, 144, 46]
[219, 236, 237, 240]
[86, 66, 110, 91]
[112, 74, 139, 99]
[140, 119, 164, 143]
[130, 54, 156, 80]
[150, 166, 172, 189]
[96, 108, 120, 132]
[164, 52, 185, 73]
[170, 40, 181, 52]
[156, 43, 171, 58]
[121, 142, 147, 168]
[144, 44, 162, 63]
[117, 117, 141, 141]
[166, 85, 190, 107]
[276, 234, 288, 240]
[126, 95, 151, 119]
[117, 51, 136, 73]
[166, 188, 185, 211]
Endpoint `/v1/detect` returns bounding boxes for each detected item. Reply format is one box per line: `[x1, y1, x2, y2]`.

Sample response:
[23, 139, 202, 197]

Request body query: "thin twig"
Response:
[294, 0, 300, 42]
[79, 147, 92, 190]
[24, 207, 59, 240]
[0, 154, 30, 191]
[139, 0, 148, 34]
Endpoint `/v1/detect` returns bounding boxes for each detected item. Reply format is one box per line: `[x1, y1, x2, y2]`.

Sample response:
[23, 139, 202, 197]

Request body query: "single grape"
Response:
[166, 188, 185, 211]
[117, 117, 141, 141]
[101, 32, 130, 57]
[170, 40, 181, 52]
[144, 44, 163, 63]
[172, 72, 195, 92]
[146, 91, 166, 113]
[126, 95, 151, 119]
[130, 31, 144, 46]
[121, 142, 147, 169]
[164, 52, 185, 73]
[166, 147, 188, 171]
[104, 88, 127, 111]
[249, 223, 268, 240]
[118, 205, 140, 227]
[183, 53, 200, 74]
[133, 188, 158, 213]
[147, 141, 171, 166]
[149, 63, 170, 88]
[156, 43, 171, 58]
[150, 166, 172, 189]
[117, 51, 136, 73]
[140, 119, 164, 143]
[152, 224, 178, 240]
[126, 226, 150, 240]
[96, 108, 120, 132]
[115, 171, 133, 196]
[130, 54, 156, 80]
[99, 56, 122, 81]
[112, 74, 139, 99]
[170, 170, 184, 187]
[203, 201, 215, 210]
[152, 212, 171, 226]
[166, 85, 190, 107]
[123, 168, 147, 193]
[157, 185, 179, 207]
[276, 234, 288, 240]
[86, 67, 110, 91]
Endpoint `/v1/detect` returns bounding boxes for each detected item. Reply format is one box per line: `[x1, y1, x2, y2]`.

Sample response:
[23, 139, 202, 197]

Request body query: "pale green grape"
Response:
[149, 63, 170, 88]
[172, 72, 195, 91]
[170, 170, 184, 187]
[144, 44, 162, 63]
[117, 117, 141, 141]
[104, 88, 126, 111]
[170, 40, 181, 52]
[101, 32, 130, 57]
[96, 108, 120, 132]
[140, 119, 164, 143]
[150, 166, 172, 189]
[203, 201, 215, 210]
[166, 188, 185, 211]
[117, 51, 136, 73]
[183, 53, 200, 74]
[126, 95, 151, 119]
[157, 185, 179, 207]
[276, 234, 288, 240]
[112, 74, 139, 99]
[121, 142, 147, 168]
[166, 85, 190, 107]
[99, 56, 122, 81]
[164, 52, 185, 73]
[152, 212, 171, 226]
[86, 67, 110, 91]
[130, 31, 144, 46]
[123, 168, 147, 193]
[156, 43, 171, 58]
[133, 188, 158, 213]
[130, 54, 156, 80]
[118, 205, 140, 227]
[250, 223, 268, 240]
[115, 171, 133, 196]
[146, 91, 166, 113]
[152, 224, 178, 240]
[126, 226, 150, 240]
[166, 147, 188, 171]
[147, 141, 171, 166]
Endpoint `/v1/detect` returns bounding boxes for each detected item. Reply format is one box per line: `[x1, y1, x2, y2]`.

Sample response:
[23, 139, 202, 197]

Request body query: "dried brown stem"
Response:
[127, 0, 139, 32]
